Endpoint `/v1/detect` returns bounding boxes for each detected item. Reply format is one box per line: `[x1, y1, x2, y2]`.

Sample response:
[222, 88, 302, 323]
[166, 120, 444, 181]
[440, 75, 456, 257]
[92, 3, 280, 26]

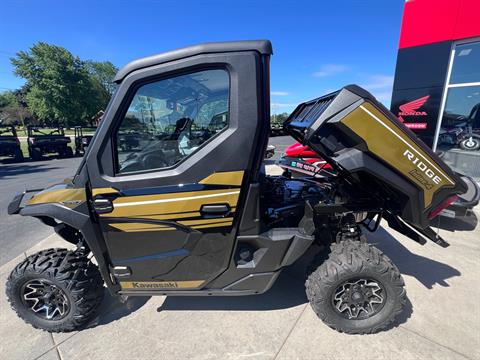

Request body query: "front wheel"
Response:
[29, 147, 42, 161]
[305, 240, 406, 334]
[6, 248, 104, 332]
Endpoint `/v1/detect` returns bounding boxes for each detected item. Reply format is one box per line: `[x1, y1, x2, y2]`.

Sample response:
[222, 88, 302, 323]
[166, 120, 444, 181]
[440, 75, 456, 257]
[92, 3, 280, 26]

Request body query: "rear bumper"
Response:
[442, 175, 480, 218]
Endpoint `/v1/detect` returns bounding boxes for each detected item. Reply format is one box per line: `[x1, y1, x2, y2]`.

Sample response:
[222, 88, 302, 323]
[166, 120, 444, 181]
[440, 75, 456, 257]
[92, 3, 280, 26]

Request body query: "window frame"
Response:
[111, 66, 231, 176]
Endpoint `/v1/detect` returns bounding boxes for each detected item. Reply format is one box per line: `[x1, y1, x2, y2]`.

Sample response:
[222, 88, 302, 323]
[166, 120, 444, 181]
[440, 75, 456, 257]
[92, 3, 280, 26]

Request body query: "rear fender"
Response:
[383, 211, 449, 248]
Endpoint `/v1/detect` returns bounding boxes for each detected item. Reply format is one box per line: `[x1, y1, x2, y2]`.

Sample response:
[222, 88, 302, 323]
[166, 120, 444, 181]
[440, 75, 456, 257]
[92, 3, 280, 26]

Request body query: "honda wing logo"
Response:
[398, 95, 430, 122]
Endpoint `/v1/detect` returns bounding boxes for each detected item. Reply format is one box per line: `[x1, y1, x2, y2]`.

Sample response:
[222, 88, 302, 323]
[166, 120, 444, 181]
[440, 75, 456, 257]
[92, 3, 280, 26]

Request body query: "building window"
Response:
[435, 41, 480, 180]
[449, 42, 480, 85]
[115, 69, 229, 174]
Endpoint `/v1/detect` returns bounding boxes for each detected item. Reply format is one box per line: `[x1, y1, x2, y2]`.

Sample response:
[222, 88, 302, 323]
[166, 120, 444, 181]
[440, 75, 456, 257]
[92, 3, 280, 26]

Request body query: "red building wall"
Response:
[399, 0, 480, 49]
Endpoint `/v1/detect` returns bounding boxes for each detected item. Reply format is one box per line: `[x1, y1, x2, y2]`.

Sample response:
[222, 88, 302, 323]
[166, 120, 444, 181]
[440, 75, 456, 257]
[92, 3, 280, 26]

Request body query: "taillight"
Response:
[428, 195, 458, 220]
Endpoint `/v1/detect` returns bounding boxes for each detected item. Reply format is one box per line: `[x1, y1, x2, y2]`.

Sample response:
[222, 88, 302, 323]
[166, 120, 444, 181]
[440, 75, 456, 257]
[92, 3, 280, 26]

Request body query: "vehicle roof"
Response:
[113, 40, 273, 83]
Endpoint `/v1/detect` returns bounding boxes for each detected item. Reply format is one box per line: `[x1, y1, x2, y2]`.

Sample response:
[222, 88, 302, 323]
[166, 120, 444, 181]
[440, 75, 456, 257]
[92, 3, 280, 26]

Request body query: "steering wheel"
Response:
[142, 150, 170, 169]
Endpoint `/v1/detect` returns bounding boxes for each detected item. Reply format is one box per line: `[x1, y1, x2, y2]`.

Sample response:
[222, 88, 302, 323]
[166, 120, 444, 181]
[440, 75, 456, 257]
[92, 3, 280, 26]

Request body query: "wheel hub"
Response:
[21, 279, 70, 320]
[332, 278, 385, 319]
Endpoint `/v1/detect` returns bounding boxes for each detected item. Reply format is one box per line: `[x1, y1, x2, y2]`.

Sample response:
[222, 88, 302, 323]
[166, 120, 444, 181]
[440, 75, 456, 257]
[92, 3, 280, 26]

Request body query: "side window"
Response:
[116, 69, 229, 174]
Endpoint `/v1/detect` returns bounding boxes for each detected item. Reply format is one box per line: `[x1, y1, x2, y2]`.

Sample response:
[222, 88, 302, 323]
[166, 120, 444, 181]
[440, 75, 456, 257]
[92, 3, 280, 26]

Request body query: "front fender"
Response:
[14, 201, 120, 295]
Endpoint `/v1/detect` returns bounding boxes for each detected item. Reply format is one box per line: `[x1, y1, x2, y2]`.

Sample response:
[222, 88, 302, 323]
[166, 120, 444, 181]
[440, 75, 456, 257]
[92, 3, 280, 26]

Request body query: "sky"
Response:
[0, 0, 404, 113]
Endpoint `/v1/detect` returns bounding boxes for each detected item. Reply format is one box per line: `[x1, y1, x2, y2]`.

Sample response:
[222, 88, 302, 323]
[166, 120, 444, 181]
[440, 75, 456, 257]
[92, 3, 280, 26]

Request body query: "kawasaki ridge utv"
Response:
[7, 41, 469, 334]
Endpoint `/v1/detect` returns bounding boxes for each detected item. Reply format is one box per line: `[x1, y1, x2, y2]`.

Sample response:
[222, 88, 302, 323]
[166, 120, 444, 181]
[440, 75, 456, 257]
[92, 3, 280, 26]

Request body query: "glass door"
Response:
[434, 40, 480, 181]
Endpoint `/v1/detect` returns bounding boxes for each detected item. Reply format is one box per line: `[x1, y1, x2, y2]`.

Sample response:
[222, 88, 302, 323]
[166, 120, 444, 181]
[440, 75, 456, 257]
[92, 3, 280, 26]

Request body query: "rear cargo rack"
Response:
[284, 91, 339, 141]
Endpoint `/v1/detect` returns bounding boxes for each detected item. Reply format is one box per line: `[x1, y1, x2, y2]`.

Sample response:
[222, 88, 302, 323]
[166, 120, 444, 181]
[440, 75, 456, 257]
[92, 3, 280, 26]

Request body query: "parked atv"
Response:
[278, 142, 334, 177]
[7, 41, 471, 335]
[73, 126, 96, 156]
[265, 144, 275, 159]
[270, 120, 284, 136]
[27, 126, 73, 160]
[0, 125, 23, 162]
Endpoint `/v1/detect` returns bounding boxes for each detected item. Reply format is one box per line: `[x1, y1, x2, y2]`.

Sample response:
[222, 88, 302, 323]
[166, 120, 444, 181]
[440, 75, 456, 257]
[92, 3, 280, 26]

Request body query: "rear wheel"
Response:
[13, 147, 24, 162]
[305, 240, 405, 334]
[29, 147, 42, 161]
[6, 248, 104, 332]
[64, 146, 74, 158]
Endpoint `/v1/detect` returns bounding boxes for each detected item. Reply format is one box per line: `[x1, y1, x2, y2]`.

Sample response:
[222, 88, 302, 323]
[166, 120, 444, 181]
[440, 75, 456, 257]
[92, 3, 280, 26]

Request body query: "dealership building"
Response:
[390, 0, 480, 181]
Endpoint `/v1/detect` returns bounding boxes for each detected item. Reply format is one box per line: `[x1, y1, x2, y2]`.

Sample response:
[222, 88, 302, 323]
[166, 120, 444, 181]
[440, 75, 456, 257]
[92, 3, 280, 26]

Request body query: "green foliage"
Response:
[10, 42, 118, 127]
[0, 88, 32, 127]
[85, 60, 118, 97]
[271, 112, 289, 124]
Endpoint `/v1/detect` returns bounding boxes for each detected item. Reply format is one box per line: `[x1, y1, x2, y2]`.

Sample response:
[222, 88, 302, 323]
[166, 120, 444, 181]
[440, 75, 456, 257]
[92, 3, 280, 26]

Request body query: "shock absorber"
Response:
[337, 212, 365, 242]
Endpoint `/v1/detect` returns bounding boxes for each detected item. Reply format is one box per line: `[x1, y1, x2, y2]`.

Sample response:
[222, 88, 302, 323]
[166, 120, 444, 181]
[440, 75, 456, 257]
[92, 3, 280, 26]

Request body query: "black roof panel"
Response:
[113, 40, 273, 83]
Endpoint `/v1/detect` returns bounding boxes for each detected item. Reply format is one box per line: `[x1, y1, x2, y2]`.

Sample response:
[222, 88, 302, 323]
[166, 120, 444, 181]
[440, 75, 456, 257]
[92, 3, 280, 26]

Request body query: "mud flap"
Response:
[383, 212, 449, 248]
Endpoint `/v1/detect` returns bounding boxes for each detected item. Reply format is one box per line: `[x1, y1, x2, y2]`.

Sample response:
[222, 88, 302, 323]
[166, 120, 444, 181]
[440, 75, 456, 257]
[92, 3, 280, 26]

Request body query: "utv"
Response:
[7, 41, 468, 334]
[27, 126, 74, 160]
[0, 125, 23, 162]
[73, 126, 96, 156]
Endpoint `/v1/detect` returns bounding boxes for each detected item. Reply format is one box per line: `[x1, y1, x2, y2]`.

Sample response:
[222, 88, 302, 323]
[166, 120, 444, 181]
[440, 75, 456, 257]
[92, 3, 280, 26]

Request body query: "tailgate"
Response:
[284, 85, 468, 229]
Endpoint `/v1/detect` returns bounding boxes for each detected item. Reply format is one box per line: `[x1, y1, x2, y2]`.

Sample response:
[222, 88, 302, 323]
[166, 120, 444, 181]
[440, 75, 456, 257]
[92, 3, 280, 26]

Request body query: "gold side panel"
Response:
[109, 217, 234, 232]
[105, 189, 240, 218]
[199, 171, 244, 186]
[192, 220, 233, 229]
[120, 280, 205, 289]
[128, 208, 235, 220]
[109, 223, 175, 232]
[178, 217, 234, 226]
[341, 102, 454, 207]
[28, 188, 86, 206]
[130, 211, 201, 221]
[92, 187, 119, 197]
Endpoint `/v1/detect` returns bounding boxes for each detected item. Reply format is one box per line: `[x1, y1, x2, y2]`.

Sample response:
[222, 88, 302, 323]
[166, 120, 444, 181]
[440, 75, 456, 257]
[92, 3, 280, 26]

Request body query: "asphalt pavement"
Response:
[0, 156, 82, 266]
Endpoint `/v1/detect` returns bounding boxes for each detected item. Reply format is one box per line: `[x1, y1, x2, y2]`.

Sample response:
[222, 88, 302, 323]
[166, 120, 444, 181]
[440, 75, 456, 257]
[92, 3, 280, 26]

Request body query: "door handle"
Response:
[93, 198, 114, 214]
[200, 204, 230, 218]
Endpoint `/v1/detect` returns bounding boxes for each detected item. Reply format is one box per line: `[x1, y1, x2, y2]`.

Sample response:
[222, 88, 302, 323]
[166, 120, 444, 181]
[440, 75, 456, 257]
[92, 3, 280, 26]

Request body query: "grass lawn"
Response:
[20, 141, 29, 156]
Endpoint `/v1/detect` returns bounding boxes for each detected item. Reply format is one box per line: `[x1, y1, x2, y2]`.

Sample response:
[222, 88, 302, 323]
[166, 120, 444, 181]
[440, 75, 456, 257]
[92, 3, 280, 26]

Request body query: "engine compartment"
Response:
[260, 175, 375, 241]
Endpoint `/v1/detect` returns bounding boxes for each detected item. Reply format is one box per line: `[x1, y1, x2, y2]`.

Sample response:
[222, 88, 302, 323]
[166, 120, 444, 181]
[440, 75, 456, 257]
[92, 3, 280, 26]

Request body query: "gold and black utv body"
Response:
[8, 40, 467, 301]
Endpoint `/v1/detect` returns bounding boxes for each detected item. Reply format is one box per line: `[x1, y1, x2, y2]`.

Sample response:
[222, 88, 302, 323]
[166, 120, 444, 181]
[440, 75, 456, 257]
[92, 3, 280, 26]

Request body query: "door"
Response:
[84, 42, 271, 291]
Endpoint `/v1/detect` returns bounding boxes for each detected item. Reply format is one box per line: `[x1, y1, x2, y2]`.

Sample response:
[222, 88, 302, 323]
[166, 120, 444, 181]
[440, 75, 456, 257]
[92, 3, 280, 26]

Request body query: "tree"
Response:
[85, 60, 118, 97]
[0, 88, 33, 129]
[271, 112, 290, 125]
[10, 42, 114, 127]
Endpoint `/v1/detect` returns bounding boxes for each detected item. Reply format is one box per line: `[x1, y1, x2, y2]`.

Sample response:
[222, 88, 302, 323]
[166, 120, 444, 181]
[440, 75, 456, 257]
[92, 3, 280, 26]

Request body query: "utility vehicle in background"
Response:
[73, 126, 96, 156]
[0, 125, 23, 162]
[6, 41, 470, 334]
[279, 142, 334, 178]
[27, 126, 73, 160]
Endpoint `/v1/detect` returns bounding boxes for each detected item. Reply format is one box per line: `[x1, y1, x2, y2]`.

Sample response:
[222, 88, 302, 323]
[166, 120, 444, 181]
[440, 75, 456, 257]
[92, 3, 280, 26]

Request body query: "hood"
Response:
[28, 182, 86, 209]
